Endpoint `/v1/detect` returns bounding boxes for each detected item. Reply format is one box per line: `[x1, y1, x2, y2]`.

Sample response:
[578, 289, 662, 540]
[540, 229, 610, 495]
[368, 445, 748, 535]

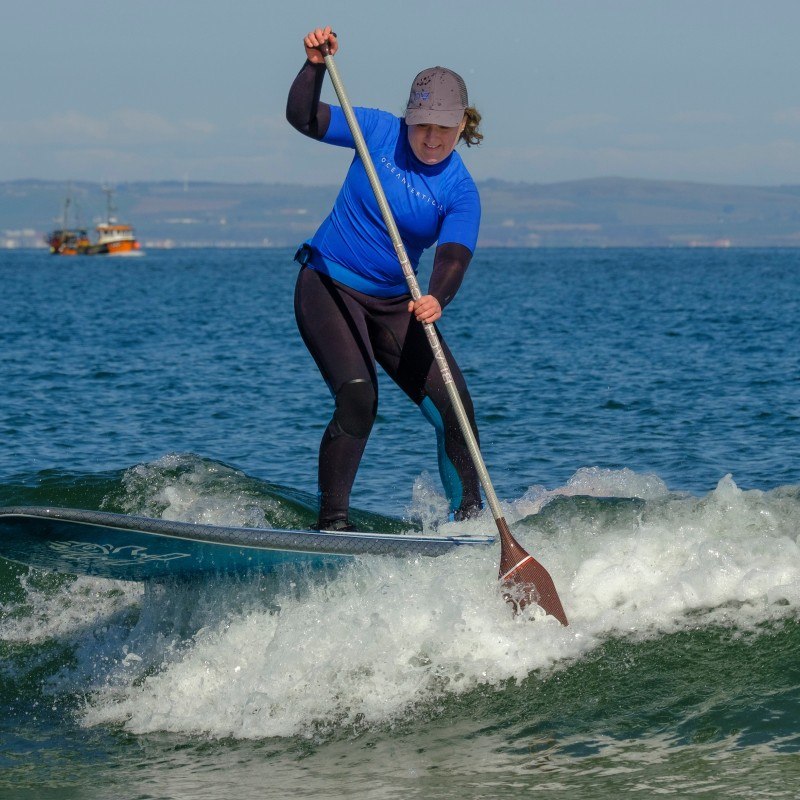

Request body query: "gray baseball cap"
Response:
[405, 67, 468, 127]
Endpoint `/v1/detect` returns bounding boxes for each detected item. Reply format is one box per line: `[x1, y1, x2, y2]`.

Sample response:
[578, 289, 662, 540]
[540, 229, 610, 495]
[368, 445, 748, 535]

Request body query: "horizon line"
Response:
[3, 176, 800, 191]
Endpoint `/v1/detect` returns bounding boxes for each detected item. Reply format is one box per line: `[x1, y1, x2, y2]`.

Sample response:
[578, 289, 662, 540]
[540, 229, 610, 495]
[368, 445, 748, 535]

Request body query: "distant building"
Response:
[2, 229, 46, 249]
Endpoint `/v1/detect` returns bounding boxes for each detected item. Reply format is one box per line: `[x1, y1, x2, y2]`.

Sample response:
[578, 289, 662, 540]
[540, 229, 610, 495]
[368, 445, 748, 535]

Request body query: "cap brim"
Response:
[404, 107, 465, 127]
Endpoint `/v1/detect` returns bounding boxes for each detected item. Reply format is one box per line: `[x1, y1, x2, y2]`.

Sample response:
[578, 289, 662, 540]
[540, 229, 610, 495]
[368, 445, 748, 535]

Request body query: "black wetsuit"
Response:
[287, 61, 482, 528]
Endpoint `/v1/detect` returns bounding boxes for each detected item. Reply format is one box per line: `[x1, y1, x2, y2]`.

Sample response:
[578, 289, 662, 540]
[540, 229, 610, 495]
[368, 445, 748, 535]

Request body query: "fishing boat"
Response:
[89, 218, 141, 256]
[46, 188, 142, 256]
[45, 194, 91, 255]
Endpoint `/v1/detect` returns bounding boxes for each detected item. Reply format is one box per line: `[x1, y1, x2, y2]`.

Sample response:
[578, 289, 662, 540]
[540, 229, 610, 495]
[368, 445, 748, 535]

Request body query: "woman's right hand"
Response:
[304, 27, 338, 64]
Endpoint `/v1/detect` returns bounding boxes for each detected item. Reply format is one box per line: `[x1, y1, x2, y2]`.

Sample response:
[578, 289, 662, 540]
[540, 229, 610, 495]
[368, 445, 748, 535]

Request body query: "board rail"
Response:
[0, 506, 495, 582]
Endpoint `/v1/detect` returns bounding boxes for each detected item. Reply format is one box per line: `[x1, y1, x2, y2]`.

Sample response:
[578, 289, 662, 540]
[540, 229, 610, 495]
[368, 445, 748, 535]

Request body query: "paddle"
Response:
[320, 42, 568, 626]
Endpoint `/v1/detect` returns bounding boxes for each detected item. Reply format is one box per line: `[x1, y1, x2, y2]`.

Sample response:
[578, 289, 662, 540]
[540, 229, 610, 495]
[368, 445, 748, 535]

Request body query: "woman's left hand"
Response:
[408, 294, 442, 324]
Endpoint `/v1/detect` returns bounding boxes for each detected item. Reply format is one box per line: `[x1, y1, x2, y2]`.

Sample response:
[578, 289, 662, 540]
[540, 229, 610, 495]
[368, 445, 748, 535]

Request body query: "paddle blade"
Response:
[497, 518, 568, 626]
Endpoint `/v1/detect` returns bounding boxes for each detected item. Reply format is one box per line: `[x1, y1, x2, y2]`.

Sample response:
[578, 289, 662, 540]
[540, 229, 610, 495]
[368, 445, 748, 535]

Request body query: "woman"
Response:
[287, 26, 484, 532]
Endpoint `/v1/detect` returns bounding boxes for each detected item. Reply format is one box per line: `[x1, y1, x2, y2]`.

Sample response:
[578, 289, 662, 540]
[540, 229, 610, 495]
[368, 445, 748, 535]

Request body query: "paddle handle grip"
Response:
[321, 49, 505, 525]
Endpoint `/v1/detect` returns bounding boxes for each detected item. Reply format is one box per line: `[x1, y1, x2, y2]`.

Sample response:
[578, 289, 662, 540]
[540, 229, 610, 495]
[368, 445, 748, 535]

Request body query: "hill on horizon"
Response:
[3, 177, 800, 248]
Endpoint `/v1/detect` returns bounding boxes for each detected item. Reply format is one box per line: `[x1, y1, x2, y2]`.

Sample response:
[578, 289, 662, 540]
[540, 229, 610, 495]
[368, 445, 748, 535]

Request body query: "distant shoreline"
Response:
[6, 244, 799, 254]
[4, 177, 800, 249]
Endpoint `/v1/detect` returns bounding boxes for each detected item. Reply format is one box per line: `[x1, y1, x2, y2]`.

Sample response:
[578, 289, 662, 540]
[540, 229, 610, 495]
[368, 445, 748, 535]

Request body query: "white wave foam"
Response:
[511, 466, 671, 517]
[82, 548, 579, 738]
[10, 465, 798, 739]
[113, 453, 275, 527]
[0, 573, 141, 644]
[566, 473, 800, 632]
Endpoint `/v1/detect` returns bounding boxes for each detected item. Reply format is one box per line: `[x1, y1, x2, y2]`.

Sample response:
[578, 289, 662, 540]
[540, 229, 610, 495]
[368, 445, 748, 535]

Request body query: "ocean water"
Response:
[1, 247, 799, 799]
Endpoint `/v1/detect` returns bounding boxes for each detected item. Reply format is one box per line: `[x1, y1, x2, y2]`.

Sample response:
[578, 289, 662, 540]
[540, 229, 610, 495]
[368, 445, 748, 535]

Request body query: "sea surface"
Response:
[1, 246, 799, 799]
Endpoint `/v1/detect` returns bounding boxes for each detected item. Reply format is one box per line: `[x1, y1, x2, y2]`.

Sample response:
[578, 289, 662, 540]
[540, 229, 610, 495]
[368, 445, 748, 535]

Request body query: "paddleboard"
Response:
[0, 506, 495, 582]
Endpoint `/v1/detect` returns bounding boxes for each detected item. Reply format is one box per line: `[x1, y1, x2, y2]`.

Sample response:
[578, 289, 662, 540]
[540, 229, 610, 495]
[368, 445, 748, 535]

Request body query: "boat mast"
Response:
[62, 192, 71, 230]
[103, 186, 117, 224]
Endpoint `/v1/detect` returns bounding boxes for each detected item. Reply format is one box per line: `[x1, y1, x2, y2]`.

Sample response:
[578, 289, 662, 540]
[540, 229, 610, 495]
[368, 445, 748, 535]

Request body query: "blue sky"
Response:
[2, 0, 799, 186]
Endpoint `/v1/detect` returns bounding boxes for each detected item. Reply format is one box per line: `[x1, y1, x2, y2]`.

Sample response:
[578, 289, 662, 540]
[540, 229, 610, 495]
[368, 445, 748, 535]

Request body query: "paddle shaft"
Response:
[321, 50, 505, 526]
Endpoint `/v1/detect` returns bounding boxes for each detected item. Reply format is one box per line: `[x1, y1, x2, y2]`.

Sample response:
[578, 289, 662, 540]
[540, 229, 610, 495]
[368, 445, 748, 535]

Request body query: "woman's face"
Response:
[407, 120, 465, 165]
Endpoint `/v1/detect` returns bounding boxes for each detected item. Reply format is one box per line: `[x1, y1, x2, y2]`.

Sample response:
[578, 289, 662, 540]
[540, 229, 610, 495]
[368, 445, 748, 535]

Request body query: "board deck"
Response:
[0, 506, 495, 582]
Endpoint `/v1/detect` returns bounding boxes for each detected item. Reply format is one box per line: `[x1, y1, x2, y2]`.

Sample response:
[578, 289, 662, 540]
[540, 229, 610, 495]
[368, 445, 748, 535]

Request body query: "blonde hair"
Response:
[459, 107, 483, 147]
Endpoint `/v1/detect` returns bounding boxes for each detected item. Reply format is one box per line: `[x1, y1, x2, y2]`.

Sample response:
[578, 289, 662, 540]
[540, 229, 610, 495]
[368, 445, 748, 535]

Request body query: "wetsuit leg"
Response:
[368, 307, 483, 519]
[294, 268, 378, 526]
